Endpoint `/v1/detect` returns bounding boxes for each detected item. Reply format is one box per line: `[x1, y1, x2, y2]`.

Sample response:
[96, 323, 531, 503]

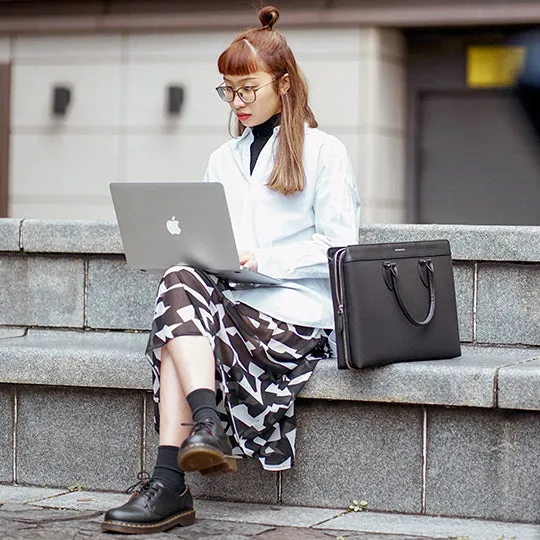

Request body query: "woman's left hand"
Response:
[239, 251, 258, 271]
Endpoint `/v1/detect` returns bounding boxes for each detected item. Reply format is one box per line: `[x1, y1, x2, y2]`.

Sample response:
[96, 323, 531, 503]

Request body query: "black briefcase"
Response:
[328, 239, 461, 369]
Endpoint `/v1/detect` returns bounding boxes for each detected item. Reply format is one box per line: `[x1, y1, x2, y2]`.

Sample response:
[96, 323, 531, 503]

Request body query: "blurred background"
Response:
[0, 0, 538, 225]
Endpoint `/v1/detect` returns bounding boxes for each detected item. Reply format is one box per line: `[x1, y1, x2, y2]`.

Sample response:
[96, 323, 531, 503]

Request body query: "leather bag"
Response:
[328, 239, 461, 369]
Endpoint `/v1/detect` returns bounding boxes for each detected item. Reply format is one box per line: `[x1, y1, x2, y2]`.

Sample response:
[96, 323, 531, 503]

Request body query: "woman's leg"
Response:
[101, 339, 218, 535]
[102, 271, 231, 534]
[165, 335, 215, 396]
[101, 347, 196, 535]
[158, 345, 194, 446]
[160, 335, 235, 475]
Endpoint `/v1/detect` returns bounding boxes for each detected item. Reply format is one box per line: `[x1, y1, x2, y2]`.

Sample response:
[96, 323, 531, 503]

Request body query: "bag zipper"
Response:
[333, 247, 353, 369]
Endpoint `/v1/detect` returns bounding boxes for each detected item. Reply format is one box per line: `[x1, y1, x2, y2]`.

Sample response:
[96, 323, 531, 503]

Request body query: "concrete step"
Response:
[0, 329, 538, 409]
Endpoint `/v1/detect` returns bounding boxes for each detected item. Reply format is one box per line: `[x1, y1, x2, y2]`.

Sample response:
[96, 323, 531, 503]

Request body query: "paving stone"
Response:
[425, 406, 540, 523]
[16, 386, 143, 491]
[0, 503, 31, 512]
[143, 396, 279, 505]
[0, 329, 150, 390]
[453, 262, 474, 342]
[91, 527, 190, 540]
[0, 490, 539, 540]
[165, 519, 272, 539]
[29, 490, 127, 512]
[317, 509, 540, 540]
[476, 262, 540, 345]
[0, 254, 84, 327]
[322, 533, 437, 540]
[498, 357, 540, 410]
[0, 506, 98, 522]
[255, 527, 333, 539]
[21, 219, 123, 254]
[0, 525, 99, 540]
[86, 257, 160, 330]
[281, 400, 424, 513]
[257, 529, 439, 540]
[358, 224, 540, 263]
[0, 387, 13, 482]
[0, 486, 67, 505]
[0, 329, 26, 339]
[194, 499, 341, 527]
[0, 219, 20, 251]
[91, 518, 272, 539]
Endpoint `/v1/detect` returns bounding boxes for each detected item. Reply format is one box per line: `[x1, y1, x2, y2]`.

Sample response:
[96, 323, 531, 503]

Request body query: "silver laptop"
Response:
[110, 182, 283, 286]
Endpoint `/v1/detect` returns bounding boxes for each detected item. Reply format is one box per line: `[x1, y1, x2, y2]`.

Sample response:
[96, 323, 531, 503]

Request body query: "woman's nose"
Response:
[232, 93, 245, 108]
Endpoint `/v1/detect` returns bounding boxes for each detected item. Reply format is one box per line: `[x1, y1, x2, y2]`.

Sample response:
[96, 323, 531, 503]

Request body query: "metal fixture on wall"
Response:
[51, 85, 72, 117]
[166, 84, 185, 116]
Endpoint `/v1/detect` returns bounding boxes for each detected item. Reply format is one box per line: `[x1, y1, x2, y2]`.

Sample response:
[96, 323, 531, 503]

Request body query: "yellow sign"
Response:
[467, 45, 526, 88]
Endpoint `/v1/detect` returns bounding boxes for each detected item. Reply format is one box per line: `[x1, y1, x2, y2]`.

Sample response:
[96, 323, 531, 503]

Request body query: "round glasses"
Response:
[215, 78, 278, 104]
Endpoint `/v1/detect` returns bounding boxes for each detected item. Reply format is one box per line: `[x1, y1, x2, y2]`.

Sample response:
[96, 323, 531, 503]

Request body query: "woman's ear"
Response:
[279, 74, 291, 95]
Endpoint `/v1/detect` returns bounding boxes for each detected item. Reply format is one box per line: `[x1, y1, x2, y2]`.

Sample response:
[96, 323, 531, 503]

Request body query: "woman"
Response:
[102, 5, 360, 535]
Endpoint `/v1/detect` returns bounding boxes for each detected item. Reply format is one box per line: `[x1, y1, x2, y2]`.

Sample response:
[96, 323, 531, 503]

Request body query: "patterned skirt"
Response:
[145, 266, 330, 471]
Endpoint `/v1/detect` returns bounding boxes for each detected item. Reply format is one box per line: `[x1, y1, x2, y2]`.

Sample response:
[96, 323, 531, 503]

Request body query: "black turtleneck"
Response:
[249, 113, 281, 175]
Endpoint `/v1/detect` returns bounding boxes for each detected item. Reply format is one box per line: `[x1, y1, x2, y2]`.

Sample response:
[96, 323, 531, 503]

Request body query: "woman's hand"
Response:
[238, 251, 258, 271]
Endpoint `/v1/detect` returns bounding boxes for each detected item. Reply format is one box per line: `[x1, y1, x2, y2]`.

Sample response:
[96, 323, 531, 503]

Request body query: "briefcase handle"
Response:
[382, 259, 436, 326]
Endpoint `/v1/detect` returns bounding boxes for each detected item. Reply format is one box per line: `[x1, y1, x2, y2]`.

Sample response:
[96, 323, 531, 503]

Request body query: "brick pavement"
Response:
[0, 486, 538, 540]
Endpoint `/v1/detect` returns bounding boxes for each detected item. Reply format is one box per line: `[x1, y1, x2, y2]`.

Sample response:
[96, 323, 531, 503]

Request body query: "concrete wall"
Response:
[3, 27, 405, 223]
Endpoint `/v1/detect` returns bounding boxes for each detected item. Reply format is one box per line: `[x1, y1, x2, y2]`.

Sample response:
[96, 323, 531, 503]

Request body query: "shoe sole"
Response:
[101, 509, 196, 534]
[178, 443, 237, 475]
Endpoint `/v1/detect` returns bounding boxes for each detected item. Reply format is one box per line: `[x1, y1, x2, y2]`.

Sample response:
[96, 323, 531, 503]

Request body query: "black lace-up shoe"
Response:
[101, 477, 195, 534]
[177, 418, 237, 476]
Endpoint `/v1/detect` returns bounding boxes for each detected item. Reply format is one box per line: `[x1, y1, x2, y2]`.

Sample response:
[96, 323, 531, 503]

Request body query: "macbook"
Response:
[110, 182, 283, 286]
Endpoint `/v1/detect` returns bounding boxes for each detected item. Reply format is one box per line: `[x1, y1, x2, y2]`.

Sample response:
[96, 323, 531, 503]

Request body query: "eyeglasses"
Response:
[215, 78, 279, 104]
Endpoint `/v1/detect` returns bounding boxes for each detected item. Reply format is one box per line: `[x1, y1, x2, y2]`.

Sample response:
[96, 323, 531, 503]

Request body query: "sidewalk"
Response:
[0, 485, 538, 540]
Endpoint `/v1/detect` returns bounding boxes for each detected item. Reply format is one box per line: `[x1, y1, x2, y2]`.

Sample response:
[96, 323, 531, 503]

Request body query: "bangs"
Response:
[217, 39, 267, 76]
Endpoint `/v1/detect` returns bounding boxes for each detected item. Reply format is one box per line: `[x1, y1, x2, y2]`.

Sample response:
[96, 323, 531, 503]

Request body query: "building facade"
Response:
[0, 0, 538, 225]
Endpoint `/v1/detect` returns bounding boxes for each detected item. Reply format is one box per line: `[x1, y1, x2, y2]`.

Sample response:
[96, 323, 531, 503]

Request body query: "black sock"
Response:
[151, 445, 185, 495]
[186, 388, 221, 423]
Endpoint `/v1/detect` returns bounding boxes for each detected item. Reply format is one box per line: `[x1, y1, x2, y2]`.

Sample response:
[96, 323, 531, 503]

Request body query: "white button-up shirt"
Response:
[204, 125, 360, 329]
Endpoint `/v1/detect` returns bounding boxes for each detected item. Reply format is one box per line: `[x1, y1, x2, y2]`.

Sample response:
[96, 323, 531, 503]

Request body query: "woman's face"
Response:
[221, 71, 284, 128]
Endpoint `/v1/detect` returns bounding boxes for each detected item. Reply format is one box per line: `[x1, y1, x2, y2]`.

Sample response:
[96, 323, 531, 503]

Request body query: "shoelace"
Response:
[125, 471, 151, 497]
[181, 420, 214, 435]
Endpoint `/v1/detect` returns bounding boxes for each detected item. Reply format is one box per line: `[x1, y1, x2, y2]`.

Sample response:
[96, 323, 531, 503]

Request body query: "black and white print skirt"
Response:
[145, 265, 330, 471]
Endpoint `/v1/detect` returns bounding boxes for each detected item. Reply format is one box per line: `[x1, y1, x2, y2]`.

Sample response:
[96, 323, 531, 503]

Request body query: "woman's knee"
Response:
[163, 264, 198, 279]
[161, 265, 208, 290]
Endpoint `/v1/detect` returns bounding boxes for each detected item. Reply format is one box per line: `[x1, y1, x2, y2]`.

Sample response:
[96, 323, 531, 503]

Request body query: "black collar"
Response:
[252, 113, 281, 138]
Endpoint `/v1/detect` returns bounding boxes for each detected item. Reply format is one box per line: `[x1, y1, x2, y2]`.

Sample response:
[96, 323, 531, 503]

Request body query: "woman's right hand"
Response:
[239, 251, 258, 272]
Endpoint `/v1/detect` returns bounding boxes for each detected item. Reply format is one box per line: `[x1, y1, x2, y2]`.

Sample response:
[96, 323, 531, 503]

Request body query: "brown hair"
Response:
[217, 6, 318, 195]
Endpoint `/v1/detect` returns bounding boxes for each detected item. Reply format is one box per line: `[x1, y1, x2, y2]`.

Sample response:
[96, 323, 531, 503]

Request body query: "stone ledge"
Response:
[0, 329, 150, 390]
[302, 347, 540, 409]
[0, 329, 538, 409]
[20, 219, 123, 254]
[0, 219, 20, 252]
[7, 219, 540, 262]
[359, 224, 540, 262]
[498, 358, 540, 410]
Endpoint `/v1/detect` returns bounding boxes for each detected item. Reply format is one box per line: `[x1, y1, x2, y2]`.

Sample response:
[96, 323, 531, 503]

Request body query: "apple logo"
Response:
[166, 216, 181, 235]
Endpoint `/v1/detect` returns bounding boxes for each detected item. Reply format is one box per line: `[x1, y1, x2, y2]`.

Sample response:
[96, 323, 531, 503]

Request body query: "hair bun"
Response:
[259, 6, 279, 29]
